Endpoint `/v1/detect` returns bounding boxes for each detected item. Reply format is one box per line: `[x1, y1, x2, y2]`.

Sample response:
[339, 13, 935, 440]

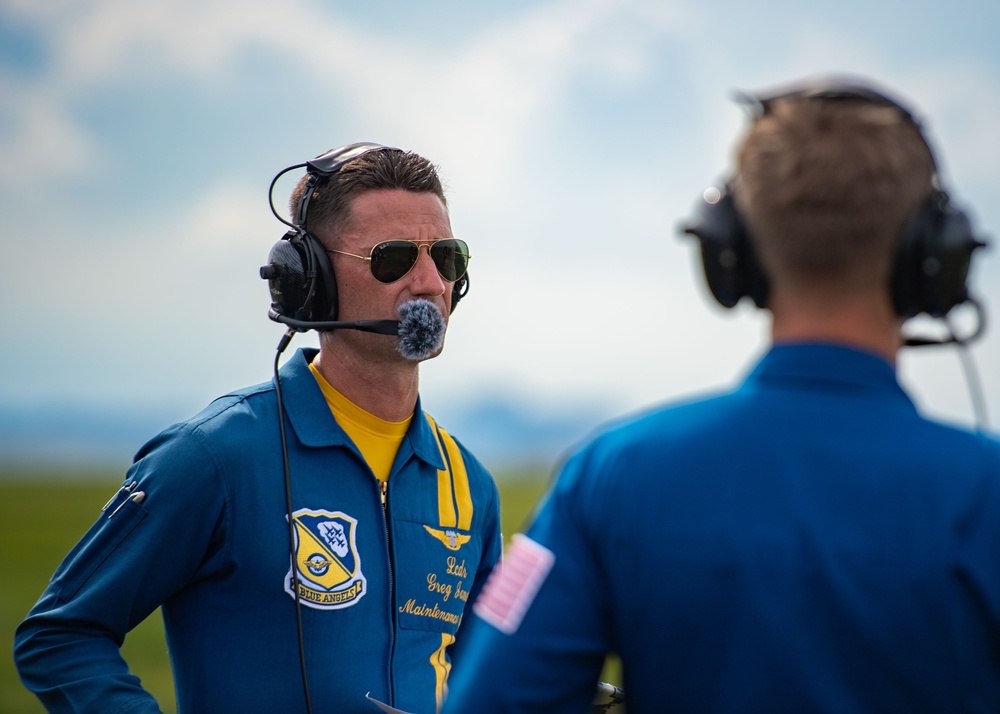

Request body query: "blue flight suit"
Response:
[444, 344, 1000, 713]
[16, 348, 502, 714]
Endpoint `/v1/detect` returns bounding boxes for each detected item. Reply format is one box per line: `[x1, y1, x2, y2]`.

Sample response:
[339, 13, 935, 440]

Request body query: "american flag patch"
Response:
[473, 534, 555, 635]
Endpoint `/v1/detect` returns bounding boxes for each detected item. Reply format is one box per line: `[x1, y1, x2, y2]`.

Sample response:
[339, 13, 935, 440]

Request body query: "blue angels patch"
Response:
[285, 508, 367, 610]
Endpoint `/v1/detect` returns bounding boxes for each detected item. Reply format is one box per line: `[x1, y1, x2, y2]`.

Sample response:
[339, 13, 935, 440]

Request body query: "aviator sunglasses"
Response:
[327, 238, 471, 284]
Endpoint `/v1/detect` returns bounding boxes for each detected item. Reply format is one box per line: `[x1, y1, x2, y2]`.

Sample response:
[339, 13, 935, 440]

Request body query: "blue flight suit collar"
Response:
[747, 342, 917, 412]
[275, 347, 447, 471]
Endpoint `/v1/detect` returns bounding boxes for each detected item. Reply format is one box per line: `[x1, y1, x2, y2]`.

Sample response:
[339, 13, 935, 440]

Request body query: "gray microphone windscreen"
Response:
[396, 299, 445, 360]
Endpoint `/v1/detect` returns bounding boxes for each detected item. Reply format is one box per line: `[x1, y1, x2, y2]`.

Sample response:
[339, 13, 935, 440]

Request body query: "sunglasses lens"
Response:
[429, 239, 470, 282]
[368, 239, 471, 283]
[370, 241, 420, 283]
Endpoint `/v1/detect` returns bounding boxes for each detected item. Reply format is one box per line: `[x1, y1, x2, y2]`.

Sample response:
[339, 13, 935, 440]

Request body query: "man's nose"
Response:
[407, 245, 446, 296]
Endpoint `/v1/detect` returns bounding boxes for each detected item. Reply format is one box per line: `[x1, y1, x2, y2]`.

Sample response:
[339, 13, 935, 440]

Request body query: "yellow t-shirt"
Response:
[308, 362, 412, 482]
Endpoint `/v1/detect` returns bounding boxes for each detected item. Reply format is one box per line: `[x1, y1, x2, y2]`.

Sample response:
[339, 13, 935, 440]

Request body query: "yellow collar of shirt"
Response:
[308, 361, 412, 482]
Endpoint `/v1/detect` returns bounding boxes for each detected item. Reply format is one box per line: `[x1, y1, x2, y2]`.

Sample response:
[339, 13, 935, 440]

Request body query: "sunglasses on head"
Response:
[327, 238, 471, 284]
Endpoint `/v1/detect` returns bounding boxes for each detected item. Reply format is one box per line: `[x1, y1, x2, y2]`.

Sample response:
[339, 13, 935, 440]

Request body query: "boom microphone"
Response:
[267, 298, 445, 362]
[267, 309, 399, 335]
[396, 299, 446, 361]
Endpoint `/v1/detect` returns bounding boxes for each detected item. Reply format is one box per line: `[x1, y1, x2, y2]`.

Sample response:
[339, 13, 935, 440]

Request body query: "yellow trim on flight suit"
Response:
[428, 414, 458, 528]
[438, 428, 473, 531]
[425, 415, 473, 530]
[430, 632, 456, 712]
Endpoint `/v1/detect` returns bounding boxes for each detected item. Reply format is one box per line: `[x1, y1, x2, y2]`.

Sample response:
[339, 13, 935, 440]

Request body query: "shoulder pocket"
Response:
[52, 493, 149, 602]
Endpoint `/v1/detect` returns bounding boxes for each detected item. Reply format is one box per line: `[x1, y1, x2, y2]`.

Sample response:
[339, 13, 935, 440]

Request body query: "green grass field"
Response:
[1, 466, 585, 713]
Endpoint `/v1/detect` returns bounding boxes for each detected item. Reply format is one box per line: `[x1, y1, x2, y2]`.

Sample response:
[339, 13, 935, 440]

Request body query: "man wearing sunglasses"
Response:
[442, 78, 1000, 713]
[15, 145, 503, 714]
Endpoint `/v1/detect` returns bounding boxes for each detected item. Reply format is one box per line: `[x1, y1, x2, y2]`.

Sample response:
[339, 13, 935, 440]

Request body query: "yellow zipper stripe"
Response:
[438, 427, 473, 531]
[426, 415, 457, 528]
[430, 632, 455, 712]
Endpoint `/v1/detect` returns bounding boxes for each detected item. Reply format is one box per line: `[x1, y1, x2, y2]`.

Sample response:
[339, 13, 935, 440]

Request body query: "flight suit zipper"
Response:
[379, 478, 397, 705]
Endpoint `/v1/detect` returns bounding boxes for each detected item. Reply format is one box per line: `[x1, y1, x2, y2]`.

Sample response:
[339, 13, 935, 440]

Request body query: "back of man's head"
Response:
[734, 95, 936, 294]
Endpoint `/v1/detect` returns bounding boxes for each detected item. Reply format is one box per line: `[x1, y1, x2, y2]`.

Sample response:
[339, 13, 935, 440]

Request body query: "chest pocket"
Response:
[395, 417, 483, 634]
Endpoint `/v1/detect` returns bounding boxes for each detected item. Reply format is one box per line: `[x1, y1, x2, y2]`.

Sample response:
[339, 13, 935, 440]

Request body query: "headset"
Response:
[681, 79, 988, 329]
[260, 142, 470, 332]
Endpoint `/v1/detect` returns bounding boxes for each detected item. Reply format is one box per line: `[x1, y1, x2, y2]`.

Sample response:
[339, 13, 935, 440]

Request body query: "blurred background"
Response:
[1, 0, 999, 475]
[2, 1, 1000, 710]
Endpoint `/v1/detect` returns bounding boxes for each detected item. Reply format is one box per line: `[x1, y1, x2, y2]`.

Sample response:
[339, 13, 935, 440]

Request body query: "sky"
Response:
[2, 0, 1000, 468]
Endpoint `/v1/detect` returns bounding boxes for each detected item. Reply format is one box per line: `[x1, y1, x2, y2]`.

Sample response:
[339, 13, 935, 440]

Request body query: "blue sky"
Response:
[2, 0, 999, 459]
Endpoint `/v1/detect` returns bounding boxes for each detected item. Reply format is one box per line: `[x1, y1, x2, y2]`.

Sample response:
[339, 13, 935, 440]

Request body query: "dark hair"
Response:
[734, 97, 935, 289]
[290, 148, 447, 240]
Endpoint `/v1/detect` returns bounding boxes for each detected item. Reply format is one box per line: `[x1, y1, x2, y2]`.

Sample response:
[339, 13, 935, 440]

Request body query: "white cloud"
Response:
[2, 0, 999, 435]
[282, 0, 688, 201]
[0, 79, 104, 190]
[2, 0, 690, 200]
[31, 0, 320, 85]
[181, 182, 270, 252]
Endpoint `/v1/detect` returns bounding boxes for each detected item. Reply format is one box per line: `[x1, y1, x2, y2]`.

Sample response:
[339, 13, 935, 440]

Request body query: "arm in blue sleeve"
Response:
[444, 452, 611, 714]
[957, 440, 1000, 635]
[13, 424, 230, 713]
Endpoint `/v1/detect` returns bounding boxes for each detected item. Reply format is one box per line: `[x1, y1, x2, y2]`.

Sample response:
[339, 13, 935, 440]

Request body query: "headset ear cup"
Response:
[681, 189, 769, 309]
[260, 230, 339, 322]
[892, 192, 984, 318]
[262, 232, 311, 320]
[930, 208, 981, 316]
[450, 272, 470, 313]
[299, 231, 339, 322]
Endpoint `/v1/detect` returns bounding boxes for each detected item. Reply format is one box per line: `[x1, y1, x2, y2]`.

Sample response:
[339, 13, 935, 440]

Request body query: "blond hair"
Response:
[734, 97, 935, 290]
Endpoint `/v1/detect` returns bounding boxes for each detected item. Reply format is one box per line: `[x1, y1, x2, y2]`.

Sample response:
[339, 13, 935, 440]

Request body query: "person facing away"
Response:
[14, 144, 503, 714]
[441, 78, 1000, 713]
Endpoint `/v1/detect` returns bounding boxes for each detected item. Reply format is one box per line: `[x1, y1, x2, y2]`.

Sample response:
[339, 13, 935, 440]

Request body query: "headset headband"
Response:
[733, 77, 939, 174]
[293, 143, 400, 229]
[737, 77, 918, 121]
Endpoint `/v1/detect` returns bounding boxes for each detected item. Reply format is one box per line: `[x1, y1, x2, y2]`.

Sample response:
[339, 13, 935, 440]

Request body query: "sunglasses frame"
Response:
[327, 238, 471, 284]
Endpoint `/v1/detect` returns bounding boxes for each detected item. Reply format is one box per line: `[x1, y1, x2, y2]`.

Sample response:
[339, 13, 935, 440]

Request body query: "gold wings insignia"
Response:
[423, 525, 472, 551]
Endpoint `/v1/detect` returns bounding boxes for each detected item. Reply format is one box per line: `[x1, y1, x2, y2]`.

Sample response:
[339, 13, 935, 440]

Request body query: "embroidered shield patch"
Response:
[285, 508, 367, 610]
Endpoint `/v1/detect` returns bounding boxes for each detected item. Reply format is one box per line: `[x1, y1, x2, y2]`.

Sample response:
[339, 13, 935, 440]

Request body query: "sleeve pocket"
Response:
[52, 496, 148, 602]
